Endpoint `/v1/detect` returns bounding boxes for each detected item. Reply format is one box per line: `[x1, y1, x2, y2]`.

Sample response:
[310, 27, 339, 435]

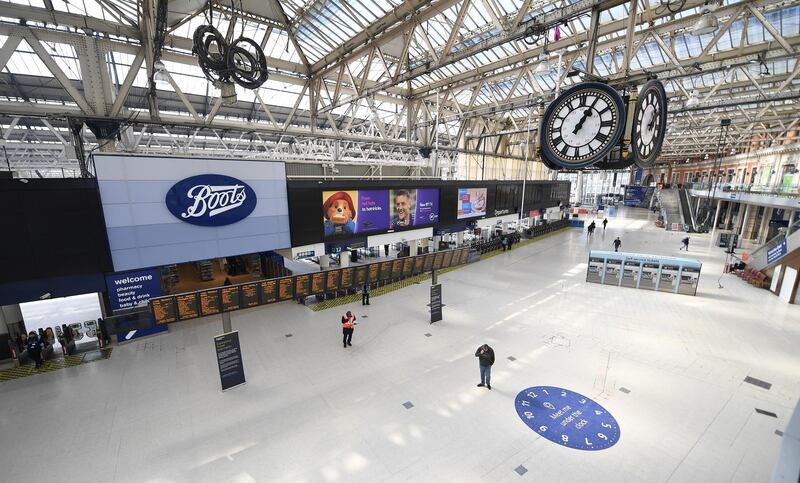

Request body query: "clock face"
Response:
[632, 80, 668, 168]
[514, 386, 621, 451]
[540, 82, 625, 169]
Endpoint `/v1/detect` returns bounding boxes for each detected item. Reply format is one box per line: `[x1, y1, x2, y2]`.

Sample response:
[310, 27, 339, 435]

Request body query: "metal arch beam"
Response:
[24, 32, 95, 114]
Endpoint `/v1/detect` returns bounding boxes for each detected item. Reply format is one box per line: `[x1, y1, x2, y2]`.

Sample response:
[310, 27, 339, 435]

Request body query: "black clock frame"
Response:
[539, 82, 626, 170]
[632, 79, 668, 168]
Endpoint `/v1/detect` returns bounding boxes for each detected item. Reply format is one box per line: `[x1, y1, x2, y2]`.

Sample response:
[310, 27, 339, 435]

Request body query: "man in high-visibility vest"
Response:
[341, 311, 357, 348]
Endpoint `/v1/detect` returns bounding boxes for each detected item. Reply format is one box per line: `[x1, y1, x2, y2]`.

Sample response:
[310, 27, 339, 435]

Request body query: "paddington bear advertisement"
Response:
[322, 189, 439, 238]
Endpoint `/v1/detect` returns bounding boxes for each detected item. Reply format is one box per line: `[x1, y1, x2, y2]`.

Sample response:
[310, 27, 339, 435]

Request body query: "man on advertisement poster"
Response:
[390, 190, 415, 229]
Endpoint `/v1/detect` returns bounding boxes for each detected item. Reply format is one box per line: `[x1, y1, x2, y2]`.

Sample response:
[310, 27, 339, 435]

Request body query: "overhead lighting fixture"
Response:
[686, 90, 700, 107]
[534, 52, 553, 74]
[153, 60, 170, 85]
[691, 5, 719, 36]
[220, 81, 237, 106]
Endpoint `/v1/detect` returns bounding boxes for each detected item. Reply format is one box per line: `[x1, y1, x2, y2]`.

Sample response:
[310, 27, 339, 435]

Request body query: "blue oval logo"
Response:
[165, 174, 257, 226]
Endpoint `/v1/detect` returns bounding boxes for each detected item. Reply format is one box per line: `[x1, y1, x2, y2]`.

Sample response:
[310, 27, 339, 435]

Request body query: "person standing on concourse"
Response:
[475, 344, 495, 390]
[341, 311, 356, 348]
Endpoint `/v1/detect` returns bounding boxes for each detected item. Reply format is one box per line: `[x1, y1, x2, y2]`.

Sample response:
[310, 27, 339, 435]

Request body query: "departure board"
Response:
[260, 280, 277, 303]
[326, 270, 340, 291]
[278, 277, 294, 300]
[458, 248, 469, 265]
[295, 274, 311, 296]
[402, 257, 414, 276]
[355, 266, 368, 285]
[176, 293, 200, 320]
[368, 263, 379, 282]
[200, 289, 221, 316]
[311, 272, 325, 294]
[241, 283, 260, 308]
[423, 253, 434, 272]
[151, 297, 177, 324]
[391, 259, 403, 278]
[379, 261, 393, 280]
[433, 252, 444, 270]
[413, 255, 424, 275]
[340, 267, 354, 288]
[221, 286, 241, 312]
[442, 251, 454, 268]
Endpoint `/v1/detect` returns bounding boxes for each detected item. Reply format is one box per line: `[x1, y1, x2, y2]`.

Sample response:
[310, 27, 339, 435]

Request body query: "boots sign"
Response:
[165, 174, 257, 226]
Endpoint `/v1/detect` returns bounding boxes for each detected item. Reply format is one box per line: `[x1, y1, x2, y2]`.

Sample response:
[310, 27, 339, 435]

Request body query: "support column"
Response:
[319, 254, 330, 269]
[456, 231, 464, 246]
[340, 252, 350, 268]
[738, 204, 751, 239]
[710, 199, 723, 242]
[723, 202, 734, 230]
[419, 238, 430, 254]
[758, 207, 773, 244]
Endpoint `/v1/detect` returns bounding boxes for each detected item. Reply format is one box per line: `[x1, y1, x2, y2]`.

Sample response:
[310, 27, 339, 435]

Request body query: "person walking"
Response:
[361, 283, 370, 305]
[613, 237, 622, 252]
[26, 331, 43, 369]
[475, 344, 495, 390]
[680, 236, 690, 251]
[341, 311, 357, 348]
[602, 218, 608, 231]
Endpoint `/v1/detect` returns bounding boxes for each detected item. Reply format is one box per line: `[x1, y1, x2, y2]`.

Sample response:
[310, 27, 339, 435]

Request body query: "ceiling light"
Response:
[221, 81, 237, 106]
[686, 90, 700, 107]
[691, 6, 719, 36]
[534, 52, 553, 74]
[153, 60, 170, 85]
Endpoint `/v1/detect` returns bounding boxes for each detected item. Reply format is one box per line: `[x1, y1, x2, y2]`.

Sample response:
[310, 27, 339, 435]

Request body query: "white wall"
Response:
[368, 227, 433, 247]
[779, 267, 797, 303]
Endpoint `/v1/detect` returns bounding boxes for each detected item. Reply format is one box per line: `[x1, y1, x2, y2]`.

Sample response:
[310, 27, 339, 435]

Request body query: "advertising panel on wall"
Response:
[457, 187, 488, 219]
[94, 155, 290, 272]
[322, 188, 439, 238]
[105, 268, 162, 311]
[623, 186, 649, 206]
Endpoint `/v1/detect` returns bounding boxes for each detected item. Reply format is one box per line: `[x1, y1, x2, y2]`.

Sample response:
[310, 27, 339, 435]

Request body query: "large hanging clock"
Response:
[540, 82, 626, 170]
[632, 80, 668, 168]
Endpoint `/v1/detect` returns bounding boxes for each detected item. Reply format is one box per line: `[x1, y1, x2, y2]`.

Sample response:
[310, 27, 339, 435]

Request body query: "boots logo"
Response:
[165, 174, 257, 226]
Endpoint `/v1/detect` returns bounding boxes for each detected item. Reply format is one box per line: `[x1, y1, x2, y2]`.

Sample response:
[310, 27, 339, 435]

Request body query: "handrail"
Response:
[749, 217, 800, 262]
[685, 182, 800, 198]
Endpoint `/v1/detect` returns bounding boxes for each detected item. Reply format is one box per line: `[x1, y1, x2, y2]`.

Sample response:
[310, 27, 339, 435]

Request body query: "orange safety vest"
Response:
[341, 316, 355, 329]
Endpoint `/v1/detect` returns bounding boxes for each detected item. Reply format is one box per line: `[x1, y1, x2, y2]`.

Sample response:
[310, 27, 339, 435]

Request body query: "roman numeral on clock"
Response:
[595, 132, 609, 143]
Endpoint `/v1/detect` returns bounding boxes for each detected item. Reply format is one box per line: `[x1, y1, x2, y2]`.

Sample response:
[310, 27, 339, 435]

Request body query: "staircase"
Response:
[747, 218, 800, 271]
[658, 189, 684, 230]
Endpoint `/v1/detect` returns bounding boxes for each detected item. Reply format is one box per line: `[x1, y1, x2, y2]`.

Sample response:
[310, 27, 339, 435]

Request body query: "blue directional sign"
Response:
[514, 386, 620, 451]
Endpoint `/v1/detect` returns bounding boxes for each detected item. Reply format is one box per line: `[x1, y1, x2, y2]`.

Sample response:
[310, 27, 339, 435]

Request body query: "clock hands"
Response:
[572, 108, 593, 134]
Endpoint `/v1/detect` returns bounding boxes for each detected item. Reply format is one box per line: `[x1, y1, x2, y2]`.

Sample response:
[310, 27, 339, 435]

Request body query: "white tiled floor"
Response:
[2, 208, 799, 483]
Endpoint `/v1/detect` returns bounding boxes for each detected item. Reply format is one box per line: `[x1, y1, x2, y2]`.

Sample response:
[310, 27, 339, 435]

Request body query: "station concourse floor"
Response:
[2, 208, 799, 483]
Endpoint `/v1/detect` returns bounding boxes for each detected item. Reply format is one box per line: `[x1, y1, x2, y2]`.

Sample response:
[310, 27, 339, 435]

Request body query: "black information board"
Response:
[200, 289, 221, 316]
[459, 248, 470, 265]
[221, 286, 242, 312]
[295, 274, 311, 297]
[355, 266, 368, 285]
[433, 252, 444, 270]
[423, 253, 434, 272]
[442, 251, 454, 268]
[214, 331, 246, 391]
[391, 259, 404, 278]
[402, 257, 414, 276]
[241, 283, 260, 308]
[278, 277, 294, 300]
[260, 280, 277, 303]
[340, 267, 354, 288]
[379, 261, 393, 280]
[430, 284, 442, 323]
[413, 256, 425, 275]
[311, 272, 325, 294]
[368, 263, 380, 282]
[151, 296, 177, 324]
[176, 293, 200, 320]
[326, 270, 340, 291]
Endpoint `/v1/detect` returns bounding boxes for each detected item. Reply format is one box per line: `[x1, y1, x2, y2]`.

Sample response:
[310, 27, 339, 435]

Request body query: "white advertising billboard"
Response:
[94, 155, 291, 271]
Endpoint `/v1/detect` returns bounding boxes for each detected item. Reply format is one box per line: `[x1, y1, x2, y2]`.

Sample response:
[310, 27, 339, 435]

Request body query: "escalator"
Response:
[678, 189, 696, 232]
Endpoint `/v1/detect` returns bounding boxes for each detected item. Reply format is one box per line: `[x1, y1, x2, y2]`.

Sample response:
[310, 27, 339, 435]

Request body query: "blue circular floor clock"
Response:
[514, 386, 620, 451]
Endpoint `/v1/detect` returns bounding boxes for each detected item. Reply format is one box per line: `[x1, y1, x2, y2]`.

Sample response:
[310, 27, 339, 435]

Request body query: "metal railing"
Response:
[685, 182, 800, 198]
[748, 217, 800, 270]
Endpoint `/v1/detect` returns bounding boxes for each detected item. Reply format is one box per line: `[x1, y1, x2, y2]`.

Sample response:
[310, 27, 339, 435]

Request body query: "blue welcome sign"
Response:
[165, 174, 257, 226]
[515, 386, 620, 451]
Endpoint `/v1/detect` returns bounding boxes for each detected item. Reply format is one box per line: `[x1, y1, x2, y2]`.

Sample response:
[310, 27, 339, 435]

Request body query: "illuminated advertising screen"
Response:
[457, 187, 487, 219]
[322, 188, 439, 238]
